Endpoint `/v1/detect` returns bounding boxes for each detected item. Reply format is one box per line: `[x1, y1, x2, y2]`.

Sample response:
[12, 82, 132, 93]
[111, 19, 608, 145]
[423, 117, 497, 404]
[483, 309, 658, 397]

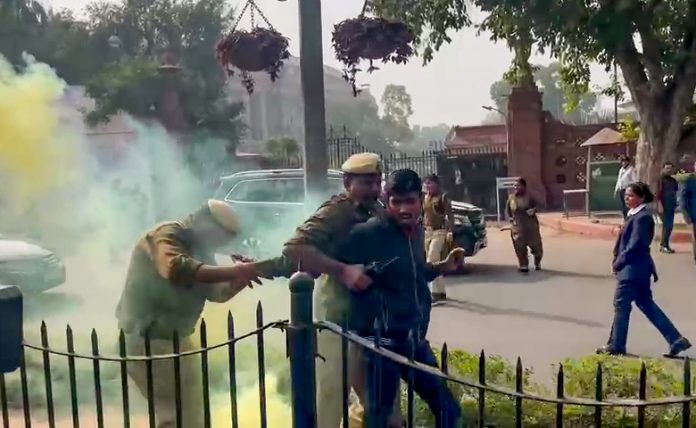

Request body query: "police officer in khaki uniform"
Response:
[282, 153, 403, 428]
[422, 174, 454, 302]
[116, 199, 270, 428]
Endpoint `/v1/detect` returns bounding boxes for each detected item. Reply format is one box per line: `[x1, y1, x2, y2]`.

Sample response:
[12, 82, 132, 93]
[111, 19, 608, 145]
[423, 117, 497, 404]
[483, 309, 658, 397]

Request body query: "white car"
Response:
[0, 235, 66, 293]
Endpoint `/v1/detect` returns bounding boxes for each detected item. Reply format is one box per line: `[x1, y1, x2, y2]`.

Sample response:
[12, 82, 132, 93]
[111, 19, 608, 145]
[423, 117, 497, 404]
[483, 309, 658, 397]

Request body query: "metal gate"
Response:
[436, 149, 508, 214]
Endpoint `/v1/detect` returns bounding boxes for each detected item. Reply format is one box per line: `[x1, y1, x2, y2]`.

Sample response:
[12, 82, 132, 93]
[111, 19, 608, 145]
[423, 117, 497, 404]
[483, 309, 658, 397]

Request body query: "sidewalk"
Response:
[538, 212, 694, 243]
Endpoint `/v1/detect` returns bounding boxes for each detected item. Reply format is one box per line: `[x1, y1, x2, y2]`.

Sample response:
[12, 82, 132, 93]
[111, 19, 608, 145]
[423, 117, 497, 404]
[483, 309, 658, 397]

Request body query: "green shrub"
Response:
[400, 350, 696, 428]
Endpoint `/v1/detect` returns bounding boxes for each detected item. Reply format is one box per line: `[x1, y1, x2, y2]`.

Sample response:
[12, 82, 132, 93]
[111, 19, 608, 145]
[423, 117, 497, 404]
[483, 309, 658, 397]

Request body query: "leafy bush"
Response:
[401, 349, 695, 428]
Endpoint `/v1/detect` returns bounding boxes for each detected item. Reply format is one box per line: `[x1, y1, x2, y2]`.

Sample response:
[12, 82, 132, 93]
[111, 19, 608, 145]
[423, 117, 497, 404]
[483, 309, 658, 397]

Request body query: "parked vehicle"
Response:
[214, 169, 487, 259]
[0, 235, 66, 293]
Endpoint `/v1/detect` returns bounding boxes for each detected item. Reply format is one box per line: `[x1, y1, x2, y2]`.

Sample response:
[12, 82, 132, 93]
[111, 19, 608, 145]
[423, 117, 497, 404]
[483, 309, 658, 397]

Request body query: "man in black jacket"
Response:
[340, 169, 463, 428]
[657, 162, 680, 253]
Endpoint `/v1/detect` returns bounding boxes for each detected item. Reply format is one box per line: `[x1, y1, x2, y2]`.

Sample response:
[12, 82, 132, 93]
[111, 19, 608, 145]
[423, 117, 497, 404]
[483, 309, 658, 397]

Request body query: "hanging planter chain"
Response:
[230, 0, 275, 33]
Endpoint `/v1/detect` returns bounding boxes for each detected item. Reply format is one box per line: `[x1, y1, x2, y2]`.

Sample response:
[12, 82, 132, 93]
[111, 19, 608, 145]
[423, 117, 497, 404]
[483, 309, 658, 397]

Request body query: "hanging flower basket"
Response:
[215, 1, 290, 94]
[332, 17, 414, 96]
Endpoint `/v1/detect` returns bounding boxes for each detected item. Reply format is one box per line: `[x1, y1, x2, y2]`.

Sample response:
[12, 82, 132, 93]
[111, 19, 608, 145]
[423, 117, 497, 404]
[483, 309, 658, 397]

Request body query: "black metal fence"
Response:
[2, 274, 695, 427]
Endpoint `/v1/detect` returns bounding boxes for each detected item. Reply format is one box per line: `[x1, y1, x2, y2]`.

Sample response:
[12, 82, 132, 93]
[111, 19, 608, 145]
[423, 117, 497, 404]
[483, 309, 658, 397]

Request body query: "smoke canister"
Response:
[0, 285, 23, 373]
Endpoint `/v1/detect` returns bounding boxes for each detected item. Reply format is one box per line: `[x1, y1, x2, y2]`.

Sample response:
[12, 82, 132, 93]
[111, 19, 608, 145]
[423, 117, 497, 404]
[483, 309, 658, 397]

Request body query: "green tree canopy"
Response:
[381, 84, 414, 143]
[83, 0, 243, 142]
[370, 0, 696, 185]
[489, 62, 613, 125]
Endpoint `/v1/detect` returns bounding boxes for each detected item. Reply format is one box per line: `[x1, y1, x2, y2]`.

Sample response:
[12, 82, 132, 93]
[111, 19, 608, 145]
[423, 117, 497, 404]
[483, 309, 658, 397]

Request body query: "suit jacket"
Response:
[680, 174, 696, 223]
[613, 207, 657, 283]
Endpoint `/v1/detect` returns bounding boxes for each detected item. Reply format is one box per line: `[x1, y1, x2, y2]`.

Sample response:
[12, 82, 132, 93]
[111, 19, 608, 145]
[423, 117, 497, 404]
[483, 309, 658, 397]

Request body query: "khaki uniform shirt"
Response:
[115, 221, 215, 340]
[423, 193, 453, 230]
[284, 193, 383, 322]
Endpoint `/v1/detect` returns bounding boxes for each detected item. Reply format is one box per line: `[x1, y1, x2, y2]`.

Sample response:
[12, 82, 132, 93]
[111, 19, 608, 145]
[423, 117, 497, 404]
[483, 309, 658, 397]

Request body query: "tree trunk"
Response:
[635, 101, 684, 192]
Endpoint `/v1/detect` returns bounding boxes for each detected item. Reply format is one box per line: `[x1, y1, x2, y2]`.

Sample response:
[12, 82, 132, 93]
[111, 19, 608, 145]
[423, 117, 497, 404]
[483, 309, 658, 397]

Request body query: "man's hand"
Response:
[230, 254, 256, 263]
[442, 248, 465, 272]
[338, 264, 373, 291]
[526, 207, 536, 216]
[229, 262, 269, 289]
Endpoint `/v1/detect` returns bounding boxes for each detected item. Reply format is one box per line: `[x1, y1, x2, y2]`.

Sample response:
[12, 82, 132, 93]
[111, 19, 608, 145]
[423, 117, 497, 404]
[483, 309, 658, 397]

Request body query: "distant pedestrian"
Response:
[680, 161, 696, 264]
[597, 182, 692, 356]
[422, 174, 454, 303]
[657, 162, 679, 253]
[614, 155, 637, 219]
[505, 178, 543, 273]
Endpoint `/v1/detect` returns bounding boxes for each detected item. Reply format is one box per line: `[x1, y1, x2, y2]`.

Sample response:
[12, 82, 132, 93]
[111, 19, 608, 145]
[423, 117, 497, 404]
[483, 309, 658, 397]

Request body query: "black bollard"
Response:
[288, 272, 317, 428]
[0, 285, 23, 373]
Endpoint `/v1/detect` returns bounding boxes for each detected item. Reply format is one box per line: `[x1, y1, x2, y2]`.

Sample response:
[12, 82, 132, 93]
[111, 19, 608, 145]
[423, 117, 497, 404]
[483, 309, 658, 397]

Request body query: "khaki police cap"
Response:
[341, 152, 382, 175]
[207, 199, 241, 233]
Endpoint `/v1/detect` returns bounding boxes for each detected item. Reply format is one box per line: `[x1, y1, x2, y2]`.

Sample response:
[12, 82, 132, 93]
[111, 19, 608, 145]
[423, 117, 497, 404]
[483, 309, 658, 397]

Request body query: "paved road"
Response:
[25, 227, 696, 373]
[428, 227, 696, 376]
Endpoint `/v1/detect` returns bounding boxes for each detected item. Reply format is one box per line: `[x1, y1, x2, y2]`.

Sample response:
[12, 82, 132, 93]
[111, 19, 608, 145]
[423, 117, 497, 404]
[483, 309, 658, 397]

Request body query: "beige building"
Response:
[227, 55, 376, 145]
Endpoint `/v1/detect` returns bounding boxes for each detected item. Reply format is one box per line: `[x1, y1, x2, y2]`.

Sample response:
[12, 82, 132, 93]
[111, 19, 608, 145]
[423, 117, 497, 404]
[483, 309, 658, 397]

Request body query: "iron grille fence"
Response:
[2, 273, 695, 427]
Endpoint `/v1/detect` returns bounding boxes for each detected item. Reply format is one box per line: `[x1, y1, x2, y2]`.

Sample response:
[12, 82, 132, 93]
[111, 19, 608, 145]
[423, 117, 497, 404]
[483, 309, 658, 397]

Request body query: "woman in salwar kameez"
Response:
[505, 178, 543, 273]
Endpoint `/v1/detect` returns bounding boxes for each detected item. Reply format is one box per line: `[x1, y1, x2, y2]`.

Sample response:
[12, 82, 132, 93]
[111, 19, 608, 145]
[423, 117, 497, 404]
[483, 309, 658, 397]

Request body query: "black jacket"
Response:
[339, 217, 437, 338]
[612, 207, 657, 283]
[658, 174, 679, 207]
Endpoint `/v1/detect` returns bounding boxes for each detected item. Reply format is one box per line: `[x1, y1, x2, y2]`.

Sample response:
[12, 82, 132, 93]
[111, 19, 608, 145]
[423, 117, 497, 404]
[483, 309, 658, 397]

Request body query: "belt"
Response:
[424, 226, 446, 231]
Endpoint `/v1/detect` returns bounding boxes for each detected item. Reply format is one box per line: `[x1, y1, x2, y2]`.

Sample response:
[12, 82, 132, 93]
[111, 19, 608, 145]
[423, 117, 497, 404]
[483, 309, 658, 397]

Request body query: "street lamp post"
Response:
[297, 0, 328, 203]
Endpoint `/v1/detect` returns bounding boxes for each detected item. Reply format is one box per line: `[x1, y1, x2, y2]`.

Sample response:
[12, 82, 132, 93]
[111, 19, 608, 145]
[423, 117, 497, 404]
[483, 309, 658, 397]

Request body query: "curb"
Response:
[539, 216, 693, 243]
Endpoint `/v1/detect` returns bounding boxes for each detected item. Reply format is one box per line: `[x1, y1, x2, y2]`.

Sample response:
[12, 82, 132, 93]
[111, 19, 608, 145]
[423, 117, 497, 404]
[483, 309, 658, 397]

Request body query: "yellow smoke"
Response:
[211, 374, 292, 428]
[201, 279, 293, 427]
[0, 54, 79, 216]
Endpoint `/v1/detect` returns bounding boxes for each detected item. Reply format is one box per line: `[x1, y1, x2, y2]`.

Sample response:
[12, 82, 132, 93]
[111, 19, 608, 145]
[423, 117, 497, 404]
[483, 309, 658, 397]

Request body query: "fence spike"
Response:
[340, 318, 349, 428]
[406, 330, 415, 428]
[172, 331, 182, 428]
[556, 364, 564, 428]
[199, 319, 211, 428]
[65, 325, 79, 428]
[594, 362, 603, 427]
[144, 330, 155, 428]
[256, 301, 267, 428]
[226, 312, 239, 428]
[0, 373, 8, 428]
[39, 322, 56, 428]
[90, 329, 104, 428]
[478, 350, 486, 428]
[682, 358, 691, 428]
[118, 329, 130, 428]
[441, 343, 449, 374]
[19, 344, 31, 428]
[638, 361, 647, 428]
[515, 357, 523, 428]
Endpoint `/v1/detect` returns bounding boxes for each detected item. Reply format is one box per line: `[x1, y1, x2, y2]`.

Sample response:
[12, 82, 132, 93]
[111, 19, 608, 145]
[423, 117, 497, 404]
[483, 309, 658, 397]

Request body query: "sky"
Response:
[45, 0, 613, 127]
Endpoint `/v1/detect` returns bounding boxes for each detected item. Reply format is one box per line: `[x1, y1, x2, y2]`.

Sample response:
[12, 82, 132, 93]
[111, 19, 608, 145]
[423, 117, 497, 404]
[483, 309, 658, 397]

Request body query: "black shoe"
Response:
[596, 345, 626, 356]
[431, 292, 447, 303]
[535, 264, 542, 271]
[519, 266, 529, 273]
[659, 247, 675, 254]
[666, 337, 692, 357]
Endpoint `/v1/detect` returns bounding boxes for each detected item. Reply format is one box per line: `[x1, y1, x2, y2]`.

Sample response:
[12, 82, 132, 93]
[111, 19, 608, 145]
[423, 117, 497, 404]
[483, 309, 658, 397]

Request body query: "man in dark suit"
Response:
[598, 183, 691, 356]
[657, 162, 679, 253]
[680, 161, 696, 264]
